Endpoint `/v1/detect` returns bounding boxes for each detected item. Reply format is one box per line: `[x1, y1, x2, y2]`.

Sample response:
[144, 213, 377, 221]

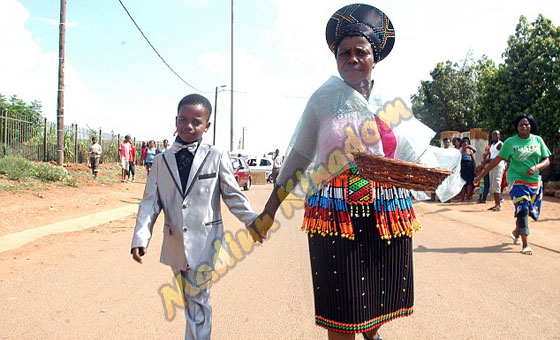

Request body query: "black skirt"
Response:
[308, 209, 414, 333]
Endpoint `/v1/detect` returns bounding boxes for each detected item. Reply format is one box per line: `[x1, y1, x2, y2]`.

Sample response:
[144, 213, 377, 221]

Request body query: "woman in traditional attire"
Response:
[476, 113, 551, 255]
[250, 4, 462, 339]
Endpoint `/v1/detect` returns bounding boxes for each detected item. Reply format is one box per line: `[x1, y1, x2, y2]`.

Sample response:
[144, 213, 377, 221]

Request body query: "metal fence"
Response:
[0, 109, 150, 165]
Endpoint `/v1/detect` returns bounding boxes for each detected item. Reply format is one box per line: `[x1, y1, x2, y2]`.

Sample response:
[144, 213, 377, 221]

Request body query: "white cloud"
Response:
[0, 0, 109, 140]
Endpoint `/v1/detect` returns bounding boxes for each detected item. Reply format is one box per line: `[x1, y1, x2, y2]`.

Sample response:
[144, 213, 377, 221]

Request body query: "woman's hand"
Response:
[474, 176, 481, 186]
[526, 165, 538, 176]
[248, 211, 276, 243]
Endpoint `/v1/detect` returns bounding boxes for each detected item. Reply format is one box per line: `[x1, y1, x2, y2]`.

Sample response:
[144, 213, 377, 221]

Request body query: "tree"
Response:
[477, 15, 560, 148]
[0, 93, 43, 125]
[411, 56, 492, 134]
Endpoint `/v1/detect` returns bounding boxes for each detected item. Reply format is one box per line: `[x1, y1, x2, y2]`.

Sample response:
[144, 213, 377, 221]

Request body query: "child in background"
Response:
[89, 136, 102, 179]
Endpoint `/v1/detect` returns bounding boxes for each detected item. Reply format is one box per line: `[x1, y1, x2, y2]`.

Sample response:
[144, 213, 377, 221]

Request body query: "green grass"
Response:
[0, 155, 77, 187]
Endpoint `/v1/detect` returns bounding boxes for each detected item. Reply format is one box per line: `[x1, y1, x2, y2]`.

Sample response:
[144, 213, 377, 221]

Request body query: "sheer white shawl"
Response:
[276, 76, 464, 202]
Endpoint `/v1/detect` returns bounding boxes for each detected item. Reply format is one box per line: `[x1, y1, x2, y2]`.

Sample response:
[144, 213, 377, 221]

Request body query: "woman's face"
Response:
[336, 36, 375, 88]
[517, 118, 531, 136]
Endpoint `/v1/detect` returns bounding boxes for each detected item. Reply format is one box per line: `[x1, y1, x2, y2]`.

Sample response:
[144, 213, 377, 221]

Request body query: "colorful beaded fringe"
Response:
[302, 168, 421, 243]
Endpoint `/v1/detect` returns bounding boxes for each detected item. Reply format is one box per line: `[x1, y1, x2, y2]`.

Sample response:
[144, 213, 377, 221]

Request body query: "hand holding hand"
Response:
[131, 247, 146, 263]
[248, 211, 275, 243]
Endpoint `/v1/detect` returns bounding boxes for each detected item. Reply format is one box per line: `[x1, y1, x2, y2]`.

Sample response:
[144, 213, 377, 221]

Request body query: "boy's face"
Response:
[176, 104, 211, 143]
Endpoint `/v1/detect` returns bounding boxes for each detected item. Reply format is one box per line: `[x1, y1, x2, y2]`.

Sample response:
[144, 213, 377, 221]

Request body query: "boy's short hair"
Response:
[92, 136, 97, 142]
[442, 137, 450, 142]
[461, 136, 471, 144]
[177, 94, 213, 118]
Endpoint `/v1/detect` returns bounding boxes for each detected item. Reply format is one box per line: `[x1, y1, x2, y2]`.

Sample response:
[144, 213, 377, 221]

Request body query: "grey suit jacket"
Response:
[131, 144, 257, 271]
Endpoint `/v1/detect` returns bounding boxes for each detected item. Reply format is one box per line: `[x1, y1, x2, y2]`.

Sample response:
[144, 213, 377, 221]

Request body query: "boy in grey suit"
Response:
[131, 94, 258, 340]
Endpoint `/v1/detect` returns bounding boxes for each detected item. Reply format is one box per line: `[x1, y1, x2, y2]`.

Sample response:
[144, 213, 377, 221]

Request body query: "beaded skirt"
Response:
[305, 169, 417, 333]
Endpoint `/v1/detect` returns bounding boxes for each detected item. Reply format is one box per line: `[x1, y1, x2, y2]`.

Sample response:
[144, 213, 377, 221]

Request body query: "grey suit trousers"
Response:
[172, 267, 213, 340]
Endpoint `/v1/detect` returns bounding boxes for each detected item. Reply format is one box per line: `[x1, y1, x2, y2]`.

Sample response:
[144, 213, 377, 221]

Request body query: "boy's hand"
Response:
[131, 247, 146, 263]
[248, 211, 275, 243]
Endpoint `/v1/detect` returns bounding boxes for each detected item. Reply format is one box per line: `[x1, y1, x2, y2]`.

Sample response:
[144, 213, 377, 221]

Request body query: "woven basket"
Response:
[352, 152, 452, 191]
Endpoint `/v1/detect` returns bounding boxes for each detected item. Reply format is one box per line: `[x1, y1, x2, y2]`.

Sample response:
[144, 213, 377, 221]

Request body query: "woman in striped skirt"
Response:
[249, 4, 462, 339]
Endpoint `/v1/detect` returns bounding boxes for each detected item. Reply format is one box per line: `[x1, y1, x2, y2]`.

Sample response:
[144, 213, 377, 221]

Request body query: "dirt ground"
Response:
[1, 169, 559, 339]
[0, 163, 146, 237]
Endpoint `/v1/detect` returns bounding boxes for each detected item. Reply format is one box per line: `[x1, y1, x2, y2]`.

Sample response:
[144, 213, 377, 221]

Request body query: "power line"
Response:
[116, 0, 212, 93]
[116, 0, 309, 100]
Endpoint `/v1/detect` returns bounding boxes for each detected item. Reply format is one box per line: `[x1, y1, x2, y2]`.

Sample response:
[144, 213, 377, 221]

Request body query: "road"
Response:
[0, 184, 559, 339]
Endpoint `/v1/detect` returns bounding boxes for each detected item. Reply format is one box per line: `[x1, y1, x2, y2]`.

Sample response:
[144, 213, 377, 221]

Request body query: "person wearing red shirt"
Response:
[140, 141, 147, 166]
[128, 144, 136, 183]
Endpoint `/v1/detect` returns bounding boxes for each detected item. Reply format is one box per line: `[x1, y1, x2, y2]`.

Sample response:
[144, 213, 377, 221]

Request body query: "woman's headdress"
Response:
[326, 3, 395, 63]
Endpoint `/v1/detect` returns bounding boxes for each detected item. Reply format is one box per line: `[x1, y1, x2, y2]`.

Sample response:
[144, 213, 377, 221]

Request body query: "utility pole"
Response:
[241, 126, 247, 150]
[213, 85, 226, 145]
[229, 0, 234, 152]
[56, 0, 66, 166]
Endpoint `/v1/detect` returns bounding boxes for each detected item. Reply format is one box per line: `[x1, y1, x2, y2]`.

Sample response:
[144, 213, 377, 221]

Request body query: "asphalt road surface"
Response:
[1, 184, 559, 339]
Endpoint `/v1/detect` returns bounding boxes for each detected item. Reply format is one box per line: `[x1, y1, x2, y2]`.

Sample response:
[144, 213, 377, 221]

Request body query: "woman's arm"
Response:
[474, 156, 505, 185]
[249, 150, 311, 242]
[527, 157, 550, 176]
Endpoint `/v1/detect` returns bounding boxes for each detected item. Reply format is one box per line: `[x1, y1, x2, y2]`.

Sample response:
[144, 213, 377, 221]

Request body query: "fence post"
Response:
[3, 110, 7, 146]
[117, 133, 120, 163]
[74, 124, 78, 163]
[43, 118, 47, 162]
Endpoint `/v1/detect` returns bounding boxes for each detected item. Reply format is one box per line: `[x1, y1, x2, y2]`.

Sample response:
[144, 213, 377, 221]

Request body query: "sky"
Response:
[1, 0, 559, 156]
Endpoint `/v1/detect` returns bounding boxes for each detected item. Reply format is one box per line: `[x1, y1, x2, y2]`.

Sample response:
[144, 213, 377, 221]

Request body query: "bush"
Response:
[0, 155, 33, 180]
[0, 155, 74, 184]
[33, 163, 70, 182]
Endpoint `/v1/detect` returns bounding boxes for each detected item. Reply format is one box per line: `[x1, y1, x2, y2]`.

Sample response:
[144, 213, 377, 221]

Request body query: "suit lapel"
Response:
[185, 144, 210, 197]
[162, 150, 183, 197]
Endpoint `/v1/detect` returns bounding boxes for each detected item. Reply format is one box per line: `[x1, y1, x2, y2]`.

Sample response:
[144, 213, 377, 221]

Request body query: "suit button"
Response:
[182, 203, 187, 209]
[183, 227, 188, 232]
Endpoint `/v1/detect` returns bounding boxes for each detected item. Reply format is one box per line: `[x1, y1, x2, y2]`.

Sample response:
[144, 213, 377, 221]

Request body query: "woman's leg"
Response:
[328, 331, 355, 340]
[516, 210, 531, 251]
[363, 326, 381, 339]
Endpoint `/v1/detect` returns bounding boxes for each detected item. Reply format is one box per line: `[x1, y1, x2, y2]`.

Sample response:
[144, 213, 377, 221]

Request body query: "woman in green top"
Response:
[476, 113, 551, 255]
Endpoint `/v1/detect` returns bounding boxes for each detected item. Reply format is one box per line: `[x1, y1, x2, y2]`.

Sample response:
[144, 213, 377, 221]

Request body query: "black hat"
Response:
[326, 4, 395, 63]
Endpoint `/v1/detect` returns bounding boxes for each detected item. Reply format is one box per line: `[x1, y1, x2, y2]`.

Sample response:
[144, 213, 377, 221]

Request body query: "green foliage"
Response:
[33, 163, 70, 182]
[411, 55, 493, 134]
[0, 155, 33, 180]
[0, 93, 43, 125]
[477, 15, 560, 148]
[0, 155, 75, 184]
[411, 14, 559, 150]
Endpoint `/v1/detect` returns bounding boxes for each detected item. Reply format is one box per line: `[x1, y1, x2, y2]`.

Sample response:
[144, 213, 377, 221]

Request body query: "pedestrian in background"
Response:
[145, 140, 156, 176]
[128, 142, 136, 183]
[476, 113, 551, 255]
[141, 141, 147, 166]
[442, 137, 451, 149]
[478, 144, 491, 203]
[486, 130, 505, 211]
[157, 139, 171, 154]
[271, 148, 282, 185]
[89, 136, 102, 179]
[459, 137, 476, 201]
[119, 135, 131, 182]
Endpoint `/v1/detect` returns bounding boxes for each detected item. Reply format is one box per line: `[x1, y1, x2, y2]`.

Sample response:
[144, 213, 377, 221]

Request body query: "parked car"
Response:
[231, 156, 251, 190]
[247, 157, 273, 182]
